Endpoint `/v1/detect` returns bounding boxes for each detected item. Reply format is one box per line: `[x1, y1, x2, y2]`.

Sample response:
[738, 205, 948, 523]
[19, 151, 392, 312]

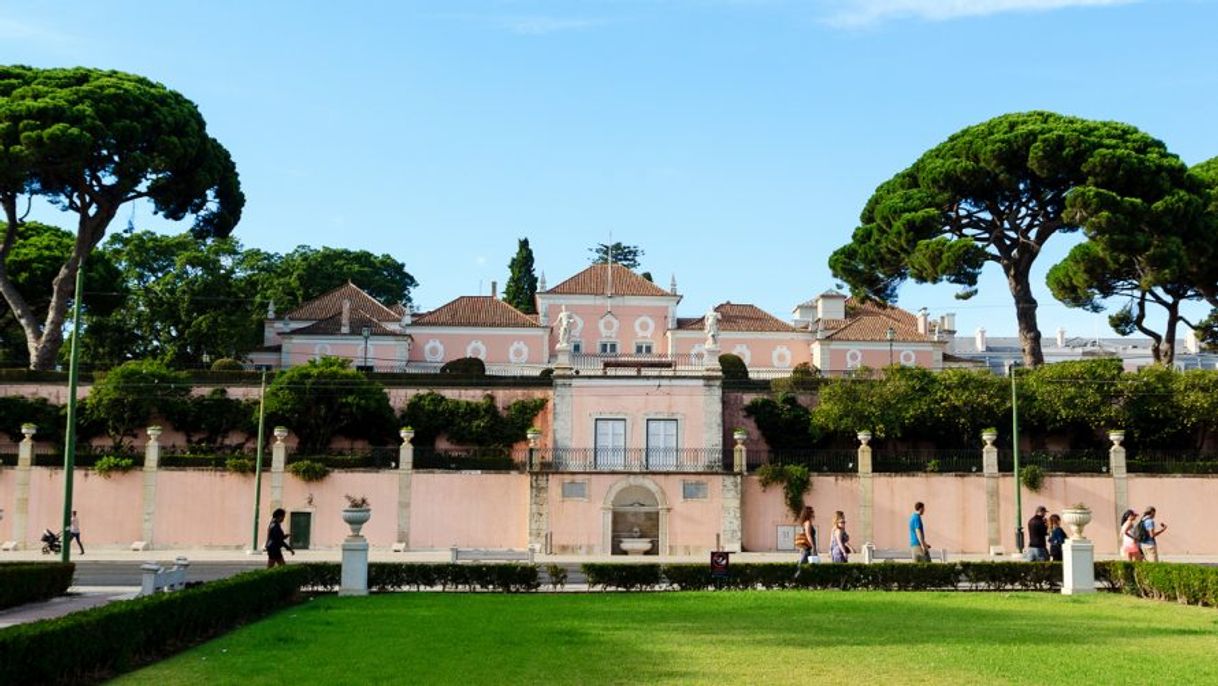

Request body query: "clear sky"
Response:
[2, 0, 1216, 340]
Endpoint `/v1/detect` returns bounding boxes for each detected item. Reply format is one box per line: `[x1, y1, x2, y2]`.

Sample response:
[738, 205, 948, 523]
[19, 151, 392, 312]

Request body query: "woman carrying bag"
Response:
[794, 506, 819, 578]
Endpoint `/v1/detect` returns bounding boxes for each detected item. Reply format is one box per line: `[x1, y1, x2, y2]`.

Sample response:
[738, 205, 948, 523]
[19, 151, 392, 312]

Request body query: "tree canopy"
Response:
[589, 242, 643, 270]
[503, 238, 538, 314]
[0, 66, 244, 369]
[250, 245, 417, 312]
[828, 111, 1205, 366]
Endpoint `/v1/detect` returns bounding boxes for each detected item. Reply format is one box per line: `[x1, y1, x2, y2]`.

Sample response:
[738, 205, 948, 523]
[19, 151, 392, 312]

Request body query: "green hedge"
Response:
[582, 563, 665, 591]
[0, 562, 75, 610]
[1097, 561, 1218, 606]
[298, 563, 540, 593]
[0, 565, 308, 685]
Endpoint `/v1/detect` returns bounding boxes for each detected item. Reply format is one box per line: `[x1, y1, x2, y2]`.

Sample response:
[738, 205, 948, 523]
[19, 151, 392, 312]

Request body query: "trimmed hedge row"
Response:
[0, 562, 75, 610]
[0, 565, 308, 685]
[1098, 561, 1218, 606]
[584, 562, 1063, 591]
[297, 562, 541, 593]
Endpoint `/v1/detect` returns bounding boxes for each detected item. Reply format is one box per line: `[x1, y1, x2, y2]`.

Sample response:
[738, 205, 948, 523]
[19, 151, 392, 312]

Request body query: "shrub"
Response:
[297, 563, 540, 593]
[94, 455, 136, 478]
[1021, 464, 1046, 492]
[718, 353, 749, 380]
[756, 463, 811, 518]
[545, 563, 568, 590]
[1098, 561, 1218, 606]
[209, 357, 245, 371]
[265, 357, 396, 451]
[170, 388, 257, 447]
[400, 392, 547, 447]
[84, 360, 191, 445]
[440, 357, 486, 376]
[581, 563, 663, 591]
[0, 562, 75, 610]
[0, 396, 65, 445]
[0, 566, 308, 685]
[288, 459, 330, 481]
[538, 367, 554, 378]
[225, 457, 256, 474]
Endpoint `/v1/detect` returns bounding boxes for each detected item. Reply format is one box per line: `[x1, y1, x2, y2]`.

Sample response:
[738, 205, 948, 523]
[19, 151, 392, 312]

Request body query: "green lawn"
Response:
[117, 591, 1218, 685]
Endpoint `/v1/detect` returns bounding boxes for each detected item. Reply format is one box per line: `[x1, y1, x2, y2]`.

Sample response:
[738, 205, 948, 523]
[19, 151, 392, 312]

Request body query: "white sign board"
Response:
[776, 525, 797, 551]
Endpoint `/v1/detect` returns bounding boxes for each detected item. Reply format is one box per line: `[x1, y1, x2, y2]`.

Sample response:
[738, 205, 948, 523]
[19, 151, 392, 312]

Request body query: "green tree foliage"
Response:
[167, 388, 257, 447]
[812, 367, 938, 441]
[589, 242, 643, 270]
[925, 369, 1010, 447]
[439, 357, 486, 376]
[264, 357, 396, 452]
[400, 392, 548, 447]
[829, 111, 1204, 366]
[503, 238, 538, 314]
[1020, 359, 1123, 441]
[84, 359, 191, 445]
[743, 394, 817, 450]
[251, 245, 417, 312]
[0, 66, 244, 369]
[718, 353, 749, 380]
[0, 395, 64, 444]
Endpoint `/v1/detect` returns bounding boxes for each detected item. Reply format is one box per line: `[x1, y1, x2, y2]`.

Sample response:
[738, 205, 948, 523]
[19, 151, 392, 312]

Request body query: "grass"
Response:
[117, 591, 1218, 685]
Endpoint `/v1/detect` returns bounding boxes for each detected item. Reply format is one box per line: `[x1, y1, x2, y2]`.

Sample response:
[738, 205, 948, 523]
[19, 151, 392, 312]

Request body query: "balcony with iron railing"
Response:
[533, 447, 726, 473]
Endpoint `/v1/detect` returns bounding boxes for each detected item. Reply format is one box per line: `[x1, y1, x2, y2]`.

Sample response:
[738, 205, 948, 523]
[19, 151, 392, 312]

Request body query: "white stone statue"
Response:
[704, 308, 721, 349]
[556, 307, 574, 347]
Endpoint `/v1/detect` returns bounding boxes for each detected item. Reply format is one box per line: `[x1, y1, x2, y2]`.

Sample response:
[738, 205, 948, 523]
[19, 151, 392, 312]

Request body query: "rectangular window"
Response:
[646, 418, 678, 470]
[561, 480, 588, 500]
[594, 419, 626, 469]
[572, 340, 582, 354]
[599, 341, 618, 355]
[682, 480, 708, 500]
[634, 342, 653, 355]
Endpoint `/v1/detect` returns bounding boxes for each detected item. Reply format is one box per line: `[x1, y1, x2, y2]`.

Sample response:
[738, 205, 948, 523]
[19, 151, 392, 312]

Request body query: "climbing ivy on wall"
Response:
[400, 392, 547, 447]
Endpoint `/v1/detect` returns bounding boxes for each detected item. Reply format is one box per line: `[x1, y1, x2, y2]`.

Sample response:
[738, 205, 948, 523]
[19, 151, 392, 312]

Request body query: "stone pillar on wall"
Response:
[702, 376, 723, 456]
[140, 426, 162, 549]
[857, 431, 874, 547]
[720, 429, 745, 553]
[1108, 430, 1128, 547]
[396, 428, 414, 551]
[528, 474, 549, 552]
[6, 424, 37, 549]
[552, 376, 573, 450]
[270, 426, 288, 512]
[982, 430, 1002, 556]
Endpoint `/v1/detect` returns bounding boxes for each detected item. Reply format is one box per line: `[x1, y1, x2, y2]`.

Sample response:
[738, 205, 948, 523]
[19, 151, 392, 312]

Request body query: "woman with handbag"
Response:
[830, 510, 853, 563]
[794, 506, 819, 577]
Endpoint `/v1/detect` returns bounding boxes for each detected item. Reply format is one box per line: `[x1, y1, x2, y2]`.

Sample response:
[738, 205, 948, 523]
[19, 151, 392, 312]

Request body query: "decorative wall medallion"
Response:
[732, 344, 751, 365]
[845, 348, 862, 368]
[424, 339, 445, 362]
[509, 340, 529, 363]
[634, 316, 655, 338]
[599, 313, 619, 337]
[900, 350, 916, 366]
[312, 343, 332, 360]
[771, 346, 792, 368]
[466, 340, 487, 360]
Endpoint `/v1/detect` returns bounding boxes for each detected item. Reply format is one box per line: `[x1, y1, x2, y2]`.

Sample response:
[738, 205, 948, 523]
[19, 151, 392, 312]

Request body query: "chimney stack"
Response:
[341, 299, 351, 334]
[1056, 327, 1066, 348]
[916, 308, 929, 335]
[975, 327, 987, 352]
[491, 280, 498, 298]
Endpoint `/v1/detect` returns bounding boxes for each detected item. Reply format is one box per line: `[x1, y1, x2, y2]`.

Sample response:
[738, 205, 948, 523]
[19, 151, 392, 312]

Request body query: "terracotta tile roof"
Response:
[821, 299, 931, 342]
[677, 303, 797, 333]
[285, 282, 400, 321]
[286, 311, 401, 337]
[412, 296, 541, 328]
[390, 303, 407, 316]
[545, 264, 672, 297]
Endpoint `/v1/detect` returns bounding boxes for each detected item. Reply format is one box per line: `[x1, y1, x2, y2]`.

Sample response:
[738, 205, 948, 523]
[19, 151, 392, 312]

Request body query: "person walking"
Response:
[830, 510, 853, 563]
[1024, 506, 1049, 561]
[793, 506, 819, 577]
[68, 511, 84, 555]
[909, 502, 931, 562]
[1138, 506, 1168, 562]
[1047, 513, 1067, 562]
[1119, 509, 1143, 562]
[265, 508, 295, 568]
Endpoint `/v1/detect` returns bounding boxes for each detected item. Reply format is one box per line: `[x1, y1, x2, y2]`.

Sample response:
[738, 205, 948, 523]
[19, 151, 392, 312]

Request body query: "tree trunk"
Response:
[1161, 299, 1181, 367]
[1006, 266, 1044, 366]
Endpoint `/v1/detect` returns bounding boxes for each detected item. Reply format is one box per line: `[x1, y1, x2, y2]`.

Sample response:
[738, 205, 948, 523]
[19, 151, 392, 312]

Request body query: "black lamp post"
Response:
[361, 326, 372, 370]
[886, 326, 895, 367]
[1010, 360, 1025, 553]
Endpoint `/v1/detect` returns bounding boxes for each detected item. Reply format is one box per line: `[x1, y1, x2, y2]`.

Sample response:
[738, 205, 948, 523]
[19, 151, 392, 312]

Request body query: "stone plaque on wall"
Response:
[776, 525, 797, 551]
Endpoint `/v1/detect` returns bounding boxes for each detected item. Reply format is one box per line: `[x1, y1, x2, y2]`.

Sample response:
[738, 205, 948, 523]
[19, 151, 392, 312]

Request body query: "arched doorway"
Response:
[602, 476, 670, 555]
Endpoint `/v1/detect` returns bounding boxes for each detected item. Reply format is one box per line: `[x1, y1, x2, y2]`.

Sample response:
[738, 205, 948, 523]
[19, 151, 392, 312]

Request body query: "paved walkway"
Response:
[0, 587, 137, 629]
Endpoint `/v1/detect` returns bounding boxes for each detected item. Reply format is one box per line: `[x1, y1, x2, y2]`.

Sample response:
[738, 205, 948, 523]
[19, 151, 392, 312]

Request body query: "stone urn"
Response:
[981, 429, 998, 446]
[1062, 508, 1092, 540]
[733, 428, 748, 444]
[342, 508, 372, 537]
[620, 538, 653, 555]
[1108, 430, 1125, 446]
[857, 430, 872, 445]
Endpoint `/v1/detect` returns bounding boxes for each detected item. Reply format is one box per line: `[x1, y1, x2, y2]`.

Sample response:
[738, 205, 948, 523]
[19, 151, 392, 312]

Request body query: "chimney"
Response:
[1056, 327, 1066, 348]
[401, 305, 411, 326]
[1186, 329, 1200, 354]
[942, 313, 956, 333]
[815, 292, 846, 321]
[491, 280, 498, 298]
[670, 274, 678, 295]
[975, 327, 987, 352]
[916, 308, 929, 335]
[341, 299, 351, 334]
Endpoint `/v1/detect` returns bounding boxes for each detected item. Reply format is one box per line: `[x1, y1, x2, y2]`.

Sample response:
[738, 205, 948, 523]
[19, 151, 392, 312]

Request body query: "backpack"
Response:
[1134, 518, 1153, 544]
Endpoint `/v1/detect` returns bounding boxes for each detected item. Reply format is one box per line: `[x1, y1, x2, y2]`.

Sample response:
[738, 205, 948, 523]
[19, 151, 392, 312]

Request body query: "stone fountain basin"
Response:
[620, 538, 653, 555]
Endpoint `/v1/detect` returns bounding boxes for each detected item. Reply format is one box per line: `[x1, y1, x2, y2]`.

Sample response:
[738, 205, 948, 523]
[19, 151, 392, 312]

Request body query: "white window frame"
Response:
[634, 341, 654, 355]
[646, 418, 679, 471]
[594, 418, 627, 469]
[599, 340, 618, 355]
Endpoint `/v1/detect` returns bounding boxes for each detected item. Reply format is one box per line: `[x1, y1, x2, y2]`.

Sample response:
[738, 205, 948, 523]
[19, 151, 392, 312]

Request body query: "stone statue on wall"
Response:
[704, 308, 721, 349]
[557, 307, 574, 347]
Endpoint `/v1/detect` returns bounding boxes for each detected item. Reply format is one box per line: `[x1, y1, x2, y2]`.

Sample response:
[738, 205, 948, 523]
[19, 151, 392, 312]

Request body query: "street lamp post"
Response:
[59, 262, 85, 563]
[361, 326, 372, 370]
[886, 326, 895, 367]
[250, 370, 268, 553]
[1010, 360, 1025, 553]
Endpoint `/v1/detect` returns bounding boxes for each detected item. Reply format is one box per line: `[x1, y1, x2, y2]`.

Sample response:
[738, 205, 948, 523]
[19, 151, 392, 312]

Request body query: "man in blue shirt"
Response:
[910, 502, 931, 562]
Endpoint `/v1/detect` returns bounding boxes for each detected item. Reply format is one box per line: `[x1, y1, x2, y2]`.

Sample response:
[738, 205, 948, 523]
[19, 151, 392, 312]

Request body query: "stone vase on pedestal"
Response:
[340, 508, 371, 597]
[1061, 507, 1095, 596]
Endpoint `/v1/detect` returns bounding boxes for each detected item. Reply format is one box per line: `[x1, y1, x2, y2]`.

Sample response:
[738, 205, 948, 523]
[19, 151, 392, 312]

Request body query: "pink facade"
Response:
[817, 343, 938, 372]
[669, 331, 813, 369]
[542, 302, 673, 357]
[407, 329, 549, 365]
[409, 473, 530, 549]
[567, 380, 708, 451]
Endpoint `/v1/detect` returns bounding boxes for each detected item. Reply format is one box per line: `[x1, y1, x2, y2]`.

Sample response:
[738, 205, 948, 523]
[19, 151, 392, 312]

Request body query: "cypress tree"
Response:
[504, 238, 539, 314]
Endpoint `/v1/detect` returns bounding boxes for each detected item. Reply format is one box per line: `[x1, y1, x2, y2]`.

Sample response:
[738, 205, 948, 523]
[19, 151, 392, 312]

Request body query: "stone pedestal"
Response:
[340, 536, 369, 596]
[720, 474, 742, 552]
[982, 439, 1001, 556]
[1061, 539, 1095, 595]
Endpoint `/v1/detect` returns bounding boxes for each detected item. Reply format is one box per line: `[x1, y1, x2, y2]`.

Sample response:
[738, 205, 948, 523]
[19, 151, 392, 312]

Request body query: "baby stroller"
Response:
[41, 528, 62, 555]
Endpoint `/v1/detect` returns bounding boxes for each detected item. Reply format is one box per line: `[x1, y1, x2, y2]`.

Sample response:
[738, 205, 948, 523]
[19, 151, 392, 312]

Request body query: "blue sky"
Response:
[2, 0, 1216, 339]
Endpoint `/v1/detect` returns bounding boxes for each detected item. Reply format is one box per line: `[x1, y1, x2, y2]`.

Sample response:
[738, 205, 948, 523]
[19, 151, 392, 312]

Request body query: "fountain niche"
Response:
[611, 485, 660, 555]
